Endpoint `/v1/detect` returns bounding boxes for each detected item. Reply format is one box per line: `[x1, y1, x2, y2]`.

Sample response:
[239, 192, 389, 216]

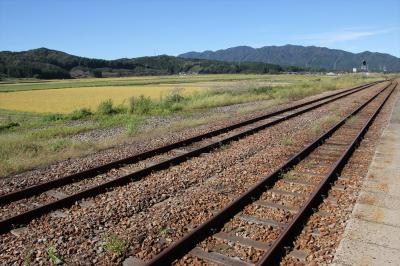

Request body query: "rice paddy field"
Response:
[0, 74, 292, 113]
[0, 84, 204, 113]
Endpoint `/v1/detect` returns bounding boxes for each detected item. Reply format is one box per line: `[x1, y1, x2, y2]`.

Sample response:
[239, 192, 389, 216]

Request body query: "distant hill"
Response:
[0, 48, 305, 79]
[179, 45, 400, 72]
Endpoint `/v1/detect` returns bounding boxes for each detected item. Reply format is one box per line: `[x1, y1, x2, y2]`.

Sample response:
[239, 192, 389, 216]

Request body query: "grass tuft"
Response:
[23, 247, 34, 266]
[281, 135, 293, 146]
[47, 246, 63, 265]
[280, 172, 299, 180]
[49, 139, 68, 152]
[312, 123, 322, 134]
[129, 95, 153, 115]
[97, 99, 125, 115]
[126, 118, 141, 136]
[68, 108, 92, 120]
[347, 115, 358, 125]
[304, 161, 315, 169]
[42, 113, 64, 122]
[104, 235, 128, 257]
[159, 227, 173, 236]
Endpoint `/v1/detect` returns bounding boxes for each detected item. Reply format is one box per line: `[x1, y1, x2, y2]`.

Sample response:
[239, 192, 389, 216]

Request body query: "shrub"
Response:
[42, 113, 64, 122]
[129, 95, 153, 114]
[69, 108, 92, 120]
[159, 90, 185, 112]
[97, 99, 115, 115]
[164, 89, 185, 104]
[0, 121, 20, 131]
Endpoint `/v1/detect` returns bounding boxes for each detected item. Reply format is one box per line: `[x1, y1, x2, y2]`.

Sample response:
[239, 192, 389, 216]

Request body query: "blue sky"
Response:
[0, 0, 399, 59]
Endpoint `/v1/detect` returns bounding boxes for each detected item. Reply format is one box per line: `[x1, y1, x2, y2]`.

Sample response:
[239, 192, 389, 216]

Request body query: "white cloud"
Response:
[296, 27, 400, 44]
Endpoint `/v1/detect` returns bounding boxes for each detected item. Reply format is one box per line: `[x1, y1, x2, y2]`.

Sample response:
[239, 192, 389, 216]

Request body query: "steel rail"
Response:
[145, 81, 395, 266]
[0, 81, 387, 234]
[257, 81, 397, 265]
[0, 80, 383, 206]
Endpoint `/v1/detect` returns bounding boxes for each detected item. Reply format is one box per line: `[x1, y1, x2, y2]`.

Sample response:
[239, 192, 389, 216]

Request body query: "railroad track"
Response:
[145, 80, 397, 265]
[0, 80, 387, 234]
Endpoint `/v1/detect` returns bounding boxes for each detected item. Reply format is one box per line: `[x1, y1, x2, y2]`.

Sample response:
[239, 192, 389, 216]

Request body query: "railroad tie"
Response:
[213, 231, 270, 251]
[189, 247, 253, 266]
[254, 200, 298, 213]
[238, 214, 284, 228]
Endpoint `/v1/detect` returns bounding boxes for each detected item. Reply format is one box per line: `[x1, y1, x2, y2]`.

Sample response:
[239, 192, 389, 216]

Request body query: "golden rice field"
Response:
[0, 84, 205, 113]
[0, 78, 290, 113]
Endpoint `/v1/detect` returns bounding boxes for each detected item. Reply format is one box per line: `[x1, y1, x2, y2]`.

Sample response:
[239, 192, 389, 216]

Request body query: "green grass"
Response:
[312, 123, 322, 135]
[347, 115, 358, 125]
[281, 135, 294, 146]
[280, 172, 299, 180]
[23, 247, 34, 266]
[303, 161, 315, 169]
[126, 117, 142, 136]
[159, 227, 173, 236]
[47, 246, 63, 265]
[104, 235, 127, 257]
[311, 113, 341, 136]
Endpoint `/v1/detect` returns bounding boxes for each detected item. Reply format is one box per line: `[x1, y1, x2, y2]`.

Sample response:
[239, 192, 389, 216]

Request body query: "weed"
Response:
[42, 113, 64, 122]
[49, 139, 67, 152]
[280, 172, 298, 180]
[347, 115, 358, 125]
[47, 246, 63, 265]
[23, 247, 34, 266]
[21, 143, 41, 156]
[129, 95, 153, 114]
[164, 88, 185, 103]
[281, 136, 293, 146]
[97, 99, 123, 115]
[251, 86, 273, 94]
[0, 121, 20, 131]
[312, 123, 322, 134]
[219, 143, 227, 149]
[126, 118, 141, 136]
[304, 161, 315, 169]
[104, 235, 127, 257]
[97, 99, 114, 115]
[324, 114, 340, 125]
[159, 227, 172, 236]
[69, 108, 92, 120]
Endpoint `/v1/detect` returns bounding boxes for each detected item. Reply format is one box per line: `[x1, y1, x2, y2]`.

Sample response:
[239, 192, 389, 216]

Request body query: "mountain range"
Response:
[179, 44, 400, 72]
[1, 45, 399, 80]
